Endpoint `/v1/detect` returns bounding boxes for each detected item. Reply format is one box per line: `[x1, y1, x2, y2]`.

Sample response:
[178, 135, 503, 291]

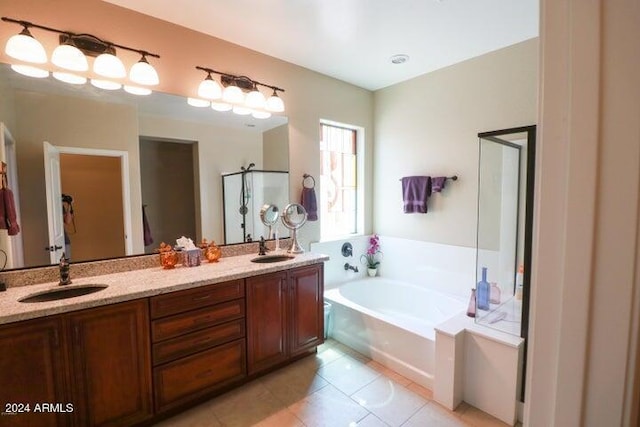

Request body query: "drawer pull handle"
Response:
[194, 336, 214, 345]
[193, 294, 212, 301]
[196, 369, 214, 379]
[193, 316, 212, 324]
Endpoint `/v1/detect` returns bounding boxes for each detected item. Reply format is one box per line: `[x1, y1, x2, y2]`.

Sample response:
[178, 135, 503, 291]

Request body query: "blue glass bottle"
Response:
[477, 267, 490, 310]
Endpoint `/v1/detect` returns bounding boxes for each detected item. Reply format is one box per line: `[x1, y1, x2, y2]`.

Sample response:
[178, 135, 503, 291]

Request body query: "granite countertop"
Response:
[0, 251, 329, 326]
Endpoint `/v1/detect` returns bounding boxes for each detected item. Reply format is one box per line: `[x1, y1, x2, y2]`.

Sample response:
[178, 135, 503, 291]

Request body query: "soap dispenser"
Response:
[476, 267, 490, 310]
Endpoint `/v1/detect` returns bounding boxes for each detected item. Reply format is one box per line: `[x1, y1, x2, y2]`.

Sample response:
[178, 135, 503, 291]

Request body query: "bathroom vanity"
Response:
[0, 252, 327, 427]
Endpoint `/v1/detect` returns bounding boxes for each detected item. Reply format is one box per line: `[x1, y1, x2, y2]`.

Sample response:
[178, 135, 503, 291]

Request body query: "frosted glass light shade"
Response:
[245, 89, 266, 109]
[11, 64, 49, 78]
[211, 102, 232, 112]
[93, 52, 126, 78]
[232, 105, 252, 116]
[51, 44, 88, 71]
[198, 76, 222, 100]
[252, 110, 271, 119]
[222, 85, 244, 104]
[5, 29, 47, 64]
[187, 98, 210, 107]
[124, 85, 152, 96]
[265, 92, 285, 113]
[91, 79, 122, 90]
[129, 57, 159, 86]
[53, 72, 87, 85]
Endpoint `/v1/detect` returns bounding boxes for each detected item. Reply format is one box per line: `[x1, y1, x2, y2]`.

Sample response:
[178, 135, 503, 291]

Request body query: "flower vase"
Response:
[367, 268, 377, 277]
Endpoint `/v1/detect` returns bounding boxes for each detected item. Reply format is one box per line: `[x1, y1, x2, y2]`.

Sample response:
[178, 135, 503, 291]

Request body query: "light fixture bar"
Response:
[195, 66, 285, 94]
[1, 17, 160, 59]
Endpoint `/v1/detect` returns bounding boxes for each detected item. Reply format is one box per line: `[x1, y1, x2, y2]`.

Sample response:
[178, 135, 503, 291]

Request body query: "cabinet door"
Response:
[67, 300, 152, 427]
[289, 264, 324, 356]
[0, 317, 69, 427]
[246, 271, 288, 374]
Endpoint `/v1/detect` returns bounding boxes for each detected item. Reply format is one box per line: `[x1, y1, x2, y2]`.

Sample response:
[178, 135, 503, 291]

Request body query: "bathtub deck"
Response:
[154, 339, 511, 427]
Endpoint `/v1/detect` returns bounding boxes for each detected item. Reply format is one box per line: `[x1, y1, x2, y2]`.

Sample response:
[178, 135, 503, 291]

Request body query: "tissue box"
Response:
[183, 248, 201, 267]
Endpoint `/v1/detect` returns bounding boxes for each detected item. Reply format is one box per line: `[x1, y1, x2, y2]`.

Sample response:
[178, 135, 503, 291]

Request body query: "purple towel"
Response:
[431, 176, 447, 193]
[142, 205, 154, 246]
[301, 187, 318, 221]
[401, 176, 431, 213]
[0, 188, 20, 235]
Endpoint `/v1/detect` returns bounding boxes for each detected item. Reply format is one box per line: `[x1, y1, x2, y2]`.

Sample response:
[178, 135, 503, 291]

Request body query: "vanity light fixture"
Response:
[192, 66, 285, 118]
[1, 16, 161, 94]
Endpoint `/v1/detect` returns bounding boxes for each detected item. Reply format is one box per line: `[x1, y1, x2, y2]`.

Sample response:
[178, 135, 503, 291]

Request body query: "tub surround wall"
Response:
[310, 235, 370, 289]
[373, 39, 538, 248]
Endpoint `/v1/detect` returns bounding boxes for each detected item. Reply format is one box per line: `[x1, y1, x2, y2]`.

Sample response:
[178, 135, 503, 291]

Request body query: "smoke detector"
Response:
[390, 54, 410, 65]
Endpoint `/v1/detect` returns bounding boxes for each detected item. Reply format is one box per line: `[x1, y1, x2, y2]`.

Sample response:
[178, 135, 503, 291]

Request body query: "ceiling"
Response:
[104, 0, 539, 91]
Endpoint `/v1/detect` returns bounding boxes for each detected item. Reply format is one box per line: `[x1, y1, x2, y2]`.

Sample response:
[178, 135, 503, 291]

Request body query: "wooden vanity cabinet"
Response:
[150, 279, 247, 413]
[0, 316, 69, 427]
[246, 263, 324, 375]
[0, 299, 152, 427]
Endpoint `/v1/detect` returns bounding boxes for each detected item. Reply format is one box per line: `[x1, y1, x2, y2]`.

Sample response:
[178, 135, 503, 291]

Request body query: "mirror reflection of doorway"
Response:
[59, 153, 127, 262]
[139, 137, 198, 253]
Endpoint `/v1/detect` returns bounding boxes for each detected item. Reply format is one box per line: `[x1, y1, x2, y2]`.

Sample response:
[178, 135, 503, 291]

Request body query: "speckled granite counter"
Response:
[0, 251, 328, 325]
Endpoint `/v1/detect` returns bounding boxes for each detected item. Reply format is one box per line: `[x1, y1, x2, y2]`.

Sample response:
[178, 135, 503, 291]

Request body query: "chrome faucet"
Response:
[258, 237, 270, 256]
[344, 262, 359, 273]
[59, 253, 72, 286]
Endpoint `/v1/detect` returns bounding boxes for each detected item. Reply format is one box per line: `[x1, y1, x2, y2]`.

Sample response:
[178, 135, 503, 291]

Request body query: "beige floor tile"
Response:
[354, 413, 391, 426]
[317, 354, 381, 395]
[210, 381, 285, 427]
[152, 401, 222, 427]
[260, 358, 329, 406]
[365, 360, 412, 387]
[406, 382, 434, 400]
[351, 376, 426, 426]
[252, 408, 304, 427]
[457, 404, 510, 427]
[402, 402, 472, 427]
[288, 384, 370, 427]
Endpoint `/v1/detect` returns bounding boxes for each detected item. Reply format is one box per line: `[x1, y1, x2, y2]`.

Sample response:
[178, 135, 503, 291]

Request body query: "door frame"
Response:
[52, 145, 133, 256]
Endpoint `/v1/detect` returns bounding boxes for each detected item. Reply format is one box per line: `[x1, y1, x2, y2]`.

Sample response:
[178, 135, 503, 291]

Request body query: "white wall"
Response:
[373, 39, 538, 248]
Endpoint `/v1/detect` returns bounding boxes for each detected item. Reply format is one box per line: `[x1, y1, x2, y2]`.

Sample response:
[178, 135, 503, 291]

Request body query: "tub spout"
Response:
[344, 262, 359, 273]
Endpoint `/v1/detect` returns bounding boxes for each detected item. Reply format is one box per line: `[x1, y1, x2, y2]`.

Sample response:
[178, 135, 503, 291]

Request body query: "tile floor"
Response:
[154, 339, 511, 427]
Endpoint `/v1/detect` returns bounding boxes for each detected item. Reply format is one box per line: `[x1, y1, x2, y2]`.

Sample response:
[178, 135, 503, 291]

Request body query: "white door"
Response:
[43, 141, 65, 263]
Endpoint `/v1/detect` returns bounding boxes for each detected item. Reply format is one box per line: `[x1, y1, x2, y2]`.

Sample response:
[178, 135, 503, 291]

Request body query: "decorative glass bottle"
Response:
[490, 282, 501, 304]
[476, 267, 490, 310]
[467, 289, 477, 318]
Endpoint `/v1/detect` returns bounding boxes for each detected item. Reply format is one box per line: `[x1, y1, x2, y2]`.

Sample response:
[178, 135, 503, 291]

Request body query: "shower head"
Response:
[247, 163, 255, 170]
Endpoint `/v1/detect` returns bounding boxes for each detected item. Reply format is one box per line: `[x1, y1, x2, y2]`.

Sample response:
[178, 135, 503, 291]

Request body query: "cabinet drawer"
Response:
[150, 280, 244, 319]
[153, 319, 245, 366]
[154, 339, 246, 412]
[152, 299, 245, 342]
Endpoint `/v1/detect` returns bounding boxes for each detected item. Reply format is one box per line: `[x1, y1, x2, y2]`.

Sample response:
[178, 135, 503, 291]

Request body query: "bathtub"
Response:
[324, 277, 466, 389]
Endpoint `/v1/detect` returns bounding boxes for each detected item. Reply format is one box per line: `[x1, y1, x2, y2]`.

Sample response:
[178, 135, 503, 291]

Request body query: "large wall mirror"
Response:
[0, 63, 289, 270]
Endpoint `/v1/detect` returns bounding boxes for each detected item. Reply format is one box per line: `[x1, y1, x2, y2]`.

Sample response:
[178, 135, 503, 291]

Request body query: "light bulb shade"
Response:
[53, 72, 87, 85]
[5, 29, 47, 64]
[129, 57, 159, 86]
[232, 105, 252, 116]
[198, 77, 222, 100]
[265, 92, 285, 113]
[124, 85, 152, 96]
[91, 79, 122, 90]
[93, 52, 126, 78]
[211, 102, 232, 112]
[222, 85, 244, 104]
[252, 110, 272, 119]
[187, 98, 210, 107]
[11, 64, 49, 78]
[51, 44, 88, 72]
[245, 89, 266, 109]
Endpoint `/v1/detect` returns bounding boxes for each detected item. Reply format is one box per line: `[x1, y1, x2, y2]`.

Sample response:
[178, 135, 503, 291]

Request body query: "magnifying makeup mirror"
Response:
[282, 203, 307, 254]
[260, 204, 279, 238]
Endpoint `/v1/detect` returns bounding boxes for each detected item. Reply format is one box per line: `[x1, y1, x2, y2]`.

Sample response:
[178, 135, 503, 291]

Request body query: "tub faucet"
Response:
[344, 262, 359, 273]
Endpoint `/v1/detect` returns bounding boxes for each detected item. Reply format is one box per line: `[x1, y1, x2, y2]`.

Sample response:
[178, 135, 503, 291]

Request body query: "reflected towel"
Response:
[401, 176, 431, 213]
[431, 176, 447, 193]
[0, 188, 20, 235]
[142, 205, 154, 246]
[301, 187, 318, 221]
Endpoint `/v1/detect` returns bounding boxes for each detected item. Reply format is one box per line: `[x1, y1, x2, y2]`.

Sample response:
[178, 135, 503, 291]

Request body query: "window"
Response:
[320, 122, 358, 239]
